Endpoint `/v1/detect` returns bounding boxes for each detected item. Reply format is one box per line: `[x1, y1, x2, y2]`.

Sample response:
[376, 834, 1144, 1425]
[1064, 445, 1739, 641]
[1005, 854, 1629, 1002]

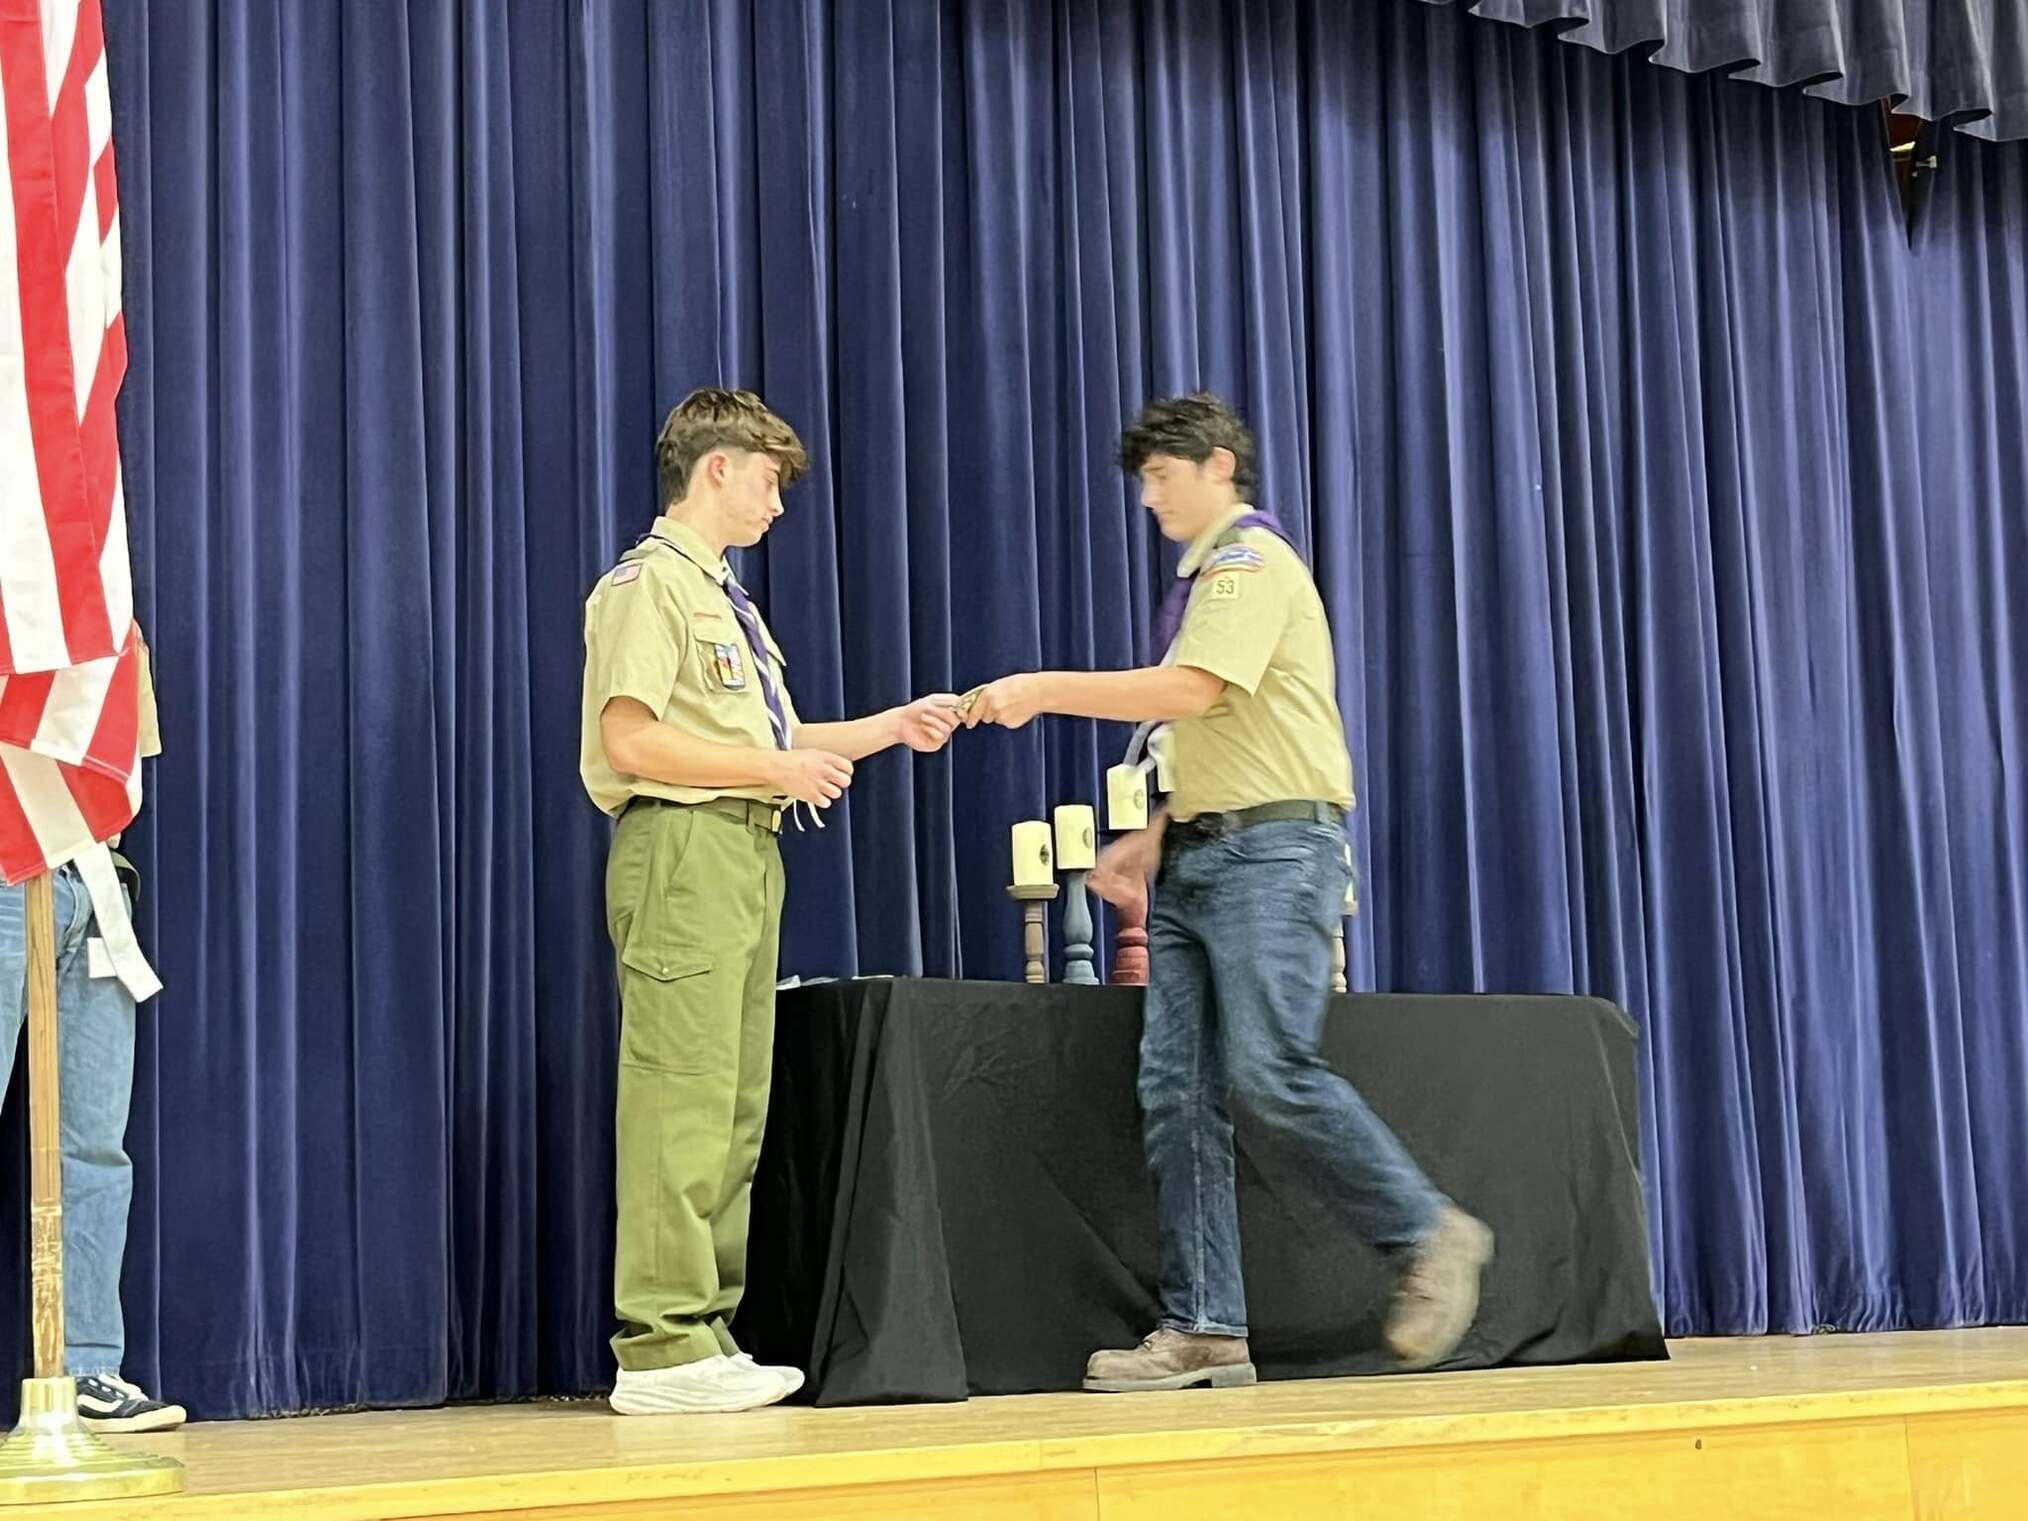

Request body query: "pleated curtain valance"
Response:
[1428, 0, 2028, 139]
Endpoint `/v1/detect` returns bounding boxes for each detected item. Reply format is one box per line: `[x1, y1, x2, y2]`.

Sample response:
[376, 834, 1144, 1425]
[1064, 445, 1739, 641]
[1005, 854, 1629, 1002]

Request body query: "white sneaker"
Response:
[75, 1374, 187, 1433]
[730, 1352, 806, 1399]
[609, 1354, 791, 1416]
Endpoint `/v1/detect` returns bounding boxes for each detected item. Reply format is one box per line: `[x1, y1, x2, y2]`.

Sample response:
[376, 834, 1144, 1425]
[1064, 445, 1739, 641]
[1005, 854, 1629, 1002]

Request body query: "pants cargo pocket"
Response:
[618, 942, 723, 1075]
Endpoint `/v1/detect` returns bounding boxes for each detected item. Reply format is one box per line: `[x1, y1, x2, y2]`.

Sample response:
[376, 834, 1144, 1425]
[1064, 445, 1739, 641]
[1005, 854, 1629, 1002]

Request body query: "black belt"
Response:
[624, 795, 785, 835]
[1167, 800, 1344, 848]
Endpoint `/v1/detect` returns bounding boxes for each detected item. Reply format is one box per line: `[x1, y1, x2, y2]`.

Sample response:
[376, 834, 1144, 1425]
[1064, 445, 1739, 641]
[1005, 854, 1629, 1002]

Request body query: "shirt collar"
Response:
[1177, 503, 1253, 577]
[652, 515, 731, 584]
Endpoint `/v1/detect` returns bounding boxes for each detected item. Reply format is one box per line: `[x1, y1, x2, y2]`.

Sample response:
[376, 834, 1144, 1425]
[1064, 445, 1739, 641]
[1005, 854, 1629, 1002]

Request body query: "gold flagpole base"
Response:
[0, 1378, 184, 1505]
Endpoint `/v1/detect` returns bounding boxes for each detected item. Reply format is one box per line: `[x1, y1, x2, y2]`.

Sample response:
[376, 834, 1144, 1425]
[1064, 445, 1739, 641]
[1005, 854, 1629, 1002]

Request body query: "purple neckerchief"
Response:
[1153, 510, 1294, 654]
[643, 533, 791, 750]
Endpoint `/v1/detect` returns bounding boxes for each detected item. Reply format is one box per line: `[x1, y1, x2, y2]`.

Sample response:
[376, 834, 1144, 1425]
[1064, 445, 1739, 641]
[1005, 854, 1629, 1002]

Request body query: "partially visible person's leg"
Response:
[1085, 845, 1255, 1393]
[1201, 823, 1491, 1369]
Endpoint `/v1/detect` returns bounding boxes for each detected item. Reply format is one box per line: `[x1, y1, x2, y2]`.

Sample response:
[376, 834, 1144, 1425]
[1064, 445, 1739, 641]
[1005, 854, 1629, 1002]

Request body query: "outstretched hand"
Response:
[961, 674, 1048, 731]
[897, 694, 963, 753]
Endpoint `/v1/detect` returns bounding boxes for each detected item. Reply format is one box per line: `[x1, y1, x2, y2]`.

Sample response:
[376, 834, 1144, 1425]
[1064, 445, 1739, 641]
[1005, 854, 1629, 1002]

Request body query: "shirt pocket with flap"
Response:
[688, 609, 749, 695]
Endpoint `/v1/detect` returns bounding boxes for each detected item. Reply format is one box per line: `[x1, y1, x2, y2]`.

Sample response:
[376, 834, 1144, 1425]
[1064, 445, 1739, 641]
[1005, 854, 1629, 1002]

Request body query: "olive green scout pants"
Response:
[606, 797, 784, 1371]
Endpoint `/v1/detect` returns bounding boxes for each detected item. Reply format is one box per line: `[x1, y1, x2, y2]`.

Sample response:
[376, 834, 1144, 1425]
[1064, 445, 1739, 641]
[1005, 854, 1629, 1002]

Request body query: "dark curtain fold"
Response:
[0, 0, 2020, 1418]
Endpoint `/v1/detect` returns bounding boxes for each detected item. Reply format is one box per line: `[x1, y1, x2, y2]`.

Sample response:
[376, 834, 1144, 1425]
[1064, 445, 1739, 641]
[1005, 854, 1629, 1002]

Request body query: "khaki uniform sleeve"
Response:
[588, 570, 690, 717]
[1170, 554, 1290, 697]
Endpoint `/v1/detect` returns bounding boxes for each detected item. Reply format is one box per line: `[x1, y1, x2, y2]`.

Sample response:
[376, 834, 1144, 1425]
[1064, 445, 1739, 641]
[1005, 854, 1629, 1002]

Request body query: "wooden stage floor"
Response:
[24, 1329, 2028, 1520]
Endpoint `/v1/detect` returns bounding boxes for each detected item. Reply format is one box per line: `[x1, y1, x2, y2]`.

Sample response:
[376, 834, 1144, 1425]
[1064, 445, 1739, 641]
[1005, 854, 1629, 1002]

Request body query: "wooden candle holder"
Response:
[1109, 877, 1150, 987]
[1062, 872, 1099, 985]
[1008, 883, 1061, 984]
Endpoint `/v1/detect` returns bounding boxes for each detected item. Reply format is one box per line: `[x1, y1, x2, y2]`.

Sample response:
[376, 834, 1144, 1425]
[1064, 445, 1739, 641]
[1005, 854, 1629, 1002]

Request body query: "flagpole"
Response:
[0, 870, 181, 1504]
[26, 869, 65, 1382]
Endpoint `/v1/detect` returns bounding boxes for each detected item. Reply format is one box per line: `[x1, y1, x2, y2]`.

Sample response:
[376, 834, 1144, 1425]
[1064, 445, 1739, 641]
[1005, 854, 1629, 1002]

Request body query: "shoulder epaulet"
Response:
[606, 534, 693, 588]
[602, 541, 649, 588]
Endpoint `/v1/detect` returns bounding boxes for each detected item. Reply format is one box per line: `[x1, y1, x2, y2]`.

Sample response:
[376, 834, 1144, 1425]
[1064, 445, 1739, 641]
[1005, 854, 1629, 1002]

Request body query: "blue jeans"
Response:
[1140, 819, 1445, 1337]
[0, 866, 137, 1376]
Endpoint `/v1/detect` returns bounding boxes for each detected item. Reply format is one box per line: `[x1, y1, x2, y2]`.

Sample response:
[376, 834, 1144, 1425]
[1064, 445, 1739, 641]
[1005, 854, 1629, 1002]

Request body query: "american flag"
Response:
[0, 0, 144, 889]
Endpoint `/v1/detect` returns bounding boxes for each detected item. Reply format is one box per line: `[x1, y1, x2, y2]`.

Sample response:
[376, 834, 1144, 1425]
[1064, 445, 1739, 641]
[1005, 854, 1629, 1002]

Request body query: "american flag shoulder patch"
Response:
[611, 562, 644, 586]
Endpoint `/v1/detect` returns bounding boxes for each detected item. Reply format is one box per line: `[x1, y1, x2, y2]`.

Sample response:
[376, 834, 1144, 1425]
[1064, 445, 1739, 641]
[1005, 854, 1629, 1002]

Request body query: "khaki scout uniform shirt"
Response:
[1165, 506, 1355, 821]
[579, 516, 799, 818]
[136, 635, 161, 760]
[106, 633, 159, 855]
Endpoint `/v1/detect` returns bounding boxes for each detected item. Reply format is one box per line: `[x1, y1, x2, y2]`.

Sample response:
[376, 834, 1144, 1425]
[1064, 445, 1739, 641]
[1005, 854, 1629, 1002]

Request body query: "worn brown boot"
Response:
[1083, 1328, 1257, 1393]
[1384, 1206, 1495, 1370]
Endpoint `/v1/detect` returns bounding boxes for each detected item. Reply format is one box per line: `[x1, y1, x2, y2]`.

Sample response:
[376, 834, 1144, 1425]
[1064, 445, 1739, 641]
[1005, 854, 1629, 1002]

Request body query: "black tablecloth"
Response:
[741, 980, 1665, 1405]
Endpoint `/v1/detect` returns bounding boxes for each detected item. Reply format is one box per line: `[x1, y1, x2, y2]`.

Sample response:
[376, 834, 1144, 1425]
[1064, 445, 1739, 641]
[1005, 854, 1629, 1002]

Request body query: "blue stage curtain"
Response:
[1, 0, 2020, 1418]
[1427, 0, 2028, 141]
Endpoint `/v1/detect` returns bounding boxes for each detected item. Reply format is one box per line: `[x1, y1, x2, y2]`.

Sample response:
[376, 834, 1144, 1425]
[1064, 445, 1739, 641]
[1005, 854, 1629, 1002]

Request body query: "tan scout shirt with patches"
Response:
[1165, 506, 1355, 821]
[579, 516, 800, 818]
[107, 633, 160, 856]
[136, 634, 160, 759]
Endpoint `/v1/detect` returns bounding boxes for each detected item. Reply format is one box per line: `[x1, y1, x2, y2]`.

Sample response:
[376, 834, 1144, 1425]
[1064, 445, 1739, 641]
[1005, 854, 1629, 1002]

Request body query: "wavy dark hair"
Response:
[1118, 392, 1257, 496]
[656, 387, 810, 506]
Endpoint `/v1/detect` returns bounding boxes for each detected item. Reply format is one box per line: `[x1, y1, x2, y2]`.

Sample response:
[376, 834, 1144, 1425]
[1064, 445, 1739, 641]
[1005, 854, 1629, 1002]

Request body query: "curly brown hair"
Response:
[1118, 392, 1257, 496]
[656, 387, 811, 506]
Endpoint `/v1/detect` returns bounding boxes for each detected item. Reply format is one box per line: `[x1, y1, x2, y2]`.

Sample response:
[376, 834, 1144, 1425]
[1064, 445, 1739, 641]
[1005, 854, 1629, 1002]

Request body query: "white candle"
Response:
[1106, 765, 1148, 832]
[1012, 821, 1054, 886]
[1054, 805, 1097, 871]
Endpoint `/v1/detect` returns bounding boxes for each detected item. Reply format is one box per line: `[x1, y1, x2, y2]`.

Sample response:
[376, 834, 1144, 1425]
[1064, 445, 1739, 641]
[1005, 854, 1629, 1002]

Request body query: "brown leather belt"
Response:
[626, 795, 785, 835]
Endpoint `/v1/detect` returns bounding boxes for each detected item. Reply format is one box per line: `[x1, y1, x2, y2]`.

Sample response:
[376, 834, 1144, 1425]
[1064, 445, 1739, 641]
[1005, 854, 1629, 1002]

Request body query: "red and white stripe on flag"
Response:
[0, 0, 143, 886]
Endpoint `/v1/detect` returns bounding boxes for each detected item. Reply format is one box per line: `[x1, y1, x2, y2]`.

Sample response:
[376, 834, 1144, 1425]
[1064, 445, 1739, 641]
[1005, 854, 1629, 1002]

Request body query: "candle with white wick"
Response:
[1106, 765, 1148, 831]
[1054, 805, 1097, 871]
[1012, 821, 1054, 886]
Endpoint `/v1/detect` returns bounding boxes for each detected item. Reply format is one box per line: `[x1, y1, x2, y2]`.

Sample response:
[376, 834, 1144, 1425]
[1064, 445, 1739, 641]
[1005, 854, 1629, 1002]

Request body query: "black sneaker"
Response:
[75, 1374, 187, 1434]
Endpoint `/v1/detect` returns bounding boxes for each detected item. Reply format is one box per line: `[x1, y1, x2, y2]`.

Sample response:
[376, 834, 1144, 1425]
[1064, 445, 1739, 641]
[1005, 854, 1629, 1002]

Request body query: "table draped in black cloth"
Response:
[740, 980, 1665, 1406]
